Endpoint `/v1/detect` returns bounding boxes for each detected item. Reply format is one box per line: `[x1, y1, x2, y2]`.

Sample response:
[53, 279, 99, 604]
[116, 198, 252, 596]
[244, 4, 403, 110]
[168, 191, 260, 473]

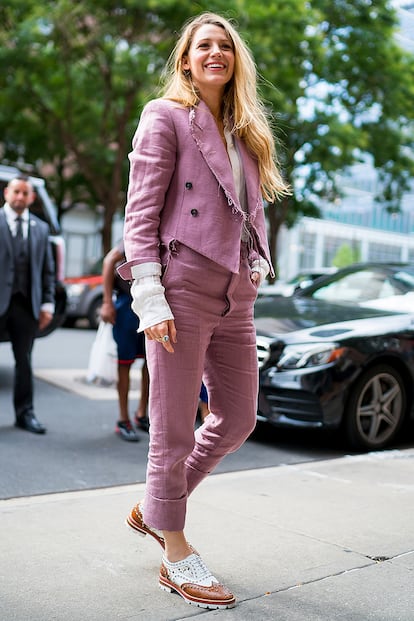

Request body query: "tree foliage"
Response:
[0, 0, 413, 260]
[237, 0, 414, 272]
[332, 243, 361, 268]
[0, 0, 195, 250]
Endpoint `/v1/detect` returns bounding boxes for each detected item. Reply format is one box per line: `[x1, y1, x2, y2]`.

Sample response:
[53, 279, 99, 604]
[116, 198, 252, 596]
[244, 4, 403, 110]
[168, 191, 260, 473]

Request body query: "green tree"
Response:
[332, 243, 361, 268]
[0, 0, 195, 251]
[238, 0, 414, 277]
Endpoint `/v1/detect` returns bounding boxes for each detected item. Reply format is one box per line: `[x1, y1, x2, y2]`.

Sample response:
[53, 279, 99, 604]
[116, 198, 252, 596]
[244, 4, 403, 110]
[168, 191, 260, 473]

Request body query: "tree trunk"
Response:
[267, 196, 289, 282]
[101, 202, 117, 256]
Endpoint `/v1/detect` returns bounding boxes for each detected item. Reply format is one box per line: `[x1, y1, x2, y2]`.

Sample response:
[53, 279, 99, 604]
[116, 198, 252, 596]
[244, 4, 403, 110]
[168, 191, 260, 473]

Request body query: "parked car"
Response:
[0, 164, 67, 340]
[295, 262, 414, 306]
[260, 267, 337, 297]
[254, 291, 414, 452]
[64, 259, 103, 329]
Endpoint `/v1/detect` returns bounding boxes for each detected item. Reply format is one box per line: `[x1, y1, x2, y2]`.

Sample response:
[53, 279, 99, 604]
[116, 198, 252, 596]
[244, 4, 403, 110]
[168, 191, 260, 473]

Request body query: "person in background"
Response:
[198, 382, 210, 423]
[0, 175, 55, 434]
[118, 12, 290, 609]
[100, 241, 149, 442]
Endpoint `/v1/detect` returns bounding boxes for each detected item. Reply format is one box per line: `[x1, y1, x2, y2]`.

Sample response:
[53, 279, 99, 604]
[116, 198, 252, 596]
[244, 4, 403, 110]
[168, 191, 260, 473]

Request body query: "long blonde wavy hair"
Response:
[161, 12, 291, 203]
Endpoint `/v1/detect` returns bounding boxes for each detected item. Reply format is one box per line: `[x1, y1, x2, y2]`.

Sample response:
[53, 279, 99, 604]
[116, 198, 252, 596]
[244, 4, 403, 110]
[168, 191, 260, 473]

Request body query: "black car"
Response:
[255, 293, 414, 451]
[259, 267, 337, 297]
[0, 164, 67, 340]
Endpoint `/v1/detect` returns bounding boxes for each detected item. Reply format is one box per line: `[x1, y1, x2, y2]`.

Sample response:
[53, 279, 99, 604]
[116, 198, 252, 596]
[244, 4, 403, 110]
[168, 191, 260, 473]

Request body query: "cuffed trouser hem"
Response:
[144, 491, 188, 532]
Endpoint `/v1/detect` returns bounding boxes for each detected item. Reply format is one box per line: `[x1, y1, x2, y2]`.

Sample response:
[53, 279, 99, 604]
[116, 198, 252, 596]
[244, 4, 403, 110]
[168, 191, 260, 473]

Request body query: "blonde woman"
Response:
[118, 12, 290, 610]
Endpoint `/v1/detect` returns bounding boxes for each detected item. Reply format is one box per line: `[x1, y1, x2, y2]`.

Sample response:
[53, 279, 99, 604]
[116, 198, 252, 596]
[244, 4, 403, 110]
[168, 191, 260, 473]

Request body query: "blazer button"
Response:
[190, 209, 198, 217]
[185, 182, 193, 189]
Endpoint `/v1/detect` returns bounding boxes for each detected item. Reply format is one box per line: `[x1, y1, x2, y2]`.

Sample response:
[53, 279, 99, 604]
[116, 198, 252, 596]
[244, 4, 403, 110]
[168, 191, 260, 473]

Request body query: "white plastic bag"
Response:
[86, 321, 118, 385]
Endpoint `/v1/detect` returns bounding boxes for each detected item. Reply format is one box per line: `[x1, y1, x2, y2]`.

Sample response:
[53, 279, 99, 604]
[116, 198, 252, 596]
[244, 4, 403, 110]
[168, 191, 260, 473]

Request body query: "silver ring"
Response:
[162, 335, 170, 343]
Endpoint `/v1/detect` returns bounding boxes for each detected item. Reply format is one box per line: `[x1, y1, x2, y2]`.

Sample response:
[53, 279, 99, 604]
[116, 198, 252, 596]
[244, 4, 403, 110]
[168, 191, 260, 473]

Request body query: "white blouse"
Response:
[223, 128, 249, 242]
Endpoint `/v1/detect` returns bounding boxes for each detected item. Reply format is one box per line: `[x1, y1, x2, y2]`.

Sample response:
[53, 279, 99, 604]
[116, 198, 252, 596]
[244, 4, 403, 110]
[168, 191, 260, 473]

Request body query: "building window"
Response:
[323, 237, 360, 266]
[368, 243, 401, 262]
[299, 231, 316, 269]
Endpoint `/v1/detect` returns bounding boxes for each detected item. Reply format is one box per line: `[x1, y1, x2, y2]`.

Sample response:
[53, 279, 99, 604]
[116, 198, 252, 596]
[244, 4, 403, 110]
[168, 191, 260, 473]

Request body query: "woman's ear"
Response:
[182, 56, 190, 71]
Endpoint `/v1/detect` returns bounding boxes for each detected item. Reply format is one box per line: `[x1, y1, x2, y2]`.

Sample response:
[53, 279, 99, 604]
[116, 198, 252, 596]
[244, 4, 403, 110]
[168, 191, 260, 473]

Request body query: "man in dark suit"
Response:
[0, 175, 55, 434]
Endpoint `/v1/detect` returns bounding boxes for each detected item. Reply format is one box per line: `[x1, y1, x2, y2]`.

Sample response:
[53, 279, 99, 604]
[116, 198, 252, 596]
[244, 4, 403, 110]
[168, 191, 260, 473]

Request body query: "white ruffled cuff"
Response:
[251, 257, 269, 286]
[130, 263, 174, 332]
[131, 262, 162, 279]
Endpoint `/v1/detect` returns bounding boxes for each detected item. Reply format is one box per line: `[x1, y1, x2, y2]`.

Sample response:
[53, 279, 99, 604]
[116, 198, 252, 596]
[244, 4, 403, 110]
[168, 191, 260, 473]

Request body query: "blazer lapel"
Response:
[189, 101, 240, 211]
[28, 216, 39, 261]
[189, 101, 262, 220]
[0, 209, 13, 258]
[235, 137, 262, 221]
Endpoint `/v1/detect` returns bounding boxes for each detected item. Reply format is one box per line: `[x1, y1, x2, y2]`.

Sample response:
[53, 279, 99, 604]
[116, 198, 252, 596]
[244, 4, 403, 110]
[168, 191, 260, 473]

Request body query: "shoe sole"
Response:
[125, 513, 165, 549]
[15, 422, 46, 434]
[159, 577, 236, 610]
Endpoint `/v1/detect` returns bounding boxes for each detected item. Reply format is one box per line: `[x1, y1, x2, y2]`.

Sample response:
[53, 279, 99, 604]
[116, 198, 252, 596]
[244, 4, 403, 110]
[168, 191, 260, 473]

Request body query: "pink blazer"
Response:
[118, 98, 274, 280]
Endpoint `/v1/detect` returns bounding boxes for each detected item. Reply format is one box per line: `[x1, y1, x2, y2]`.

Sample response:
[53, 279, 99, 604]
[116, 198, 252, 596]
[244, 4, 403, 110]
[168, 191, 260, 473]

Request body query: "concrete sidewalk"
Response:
[1, 449, 414, 621]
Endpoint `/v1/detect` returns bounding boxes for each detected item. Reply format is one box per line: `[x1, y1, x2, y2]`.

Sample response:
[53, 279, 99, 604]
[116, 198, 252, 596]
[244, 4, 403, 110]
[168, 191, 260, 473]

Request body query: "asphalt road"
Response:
[1, 326, 413, 500]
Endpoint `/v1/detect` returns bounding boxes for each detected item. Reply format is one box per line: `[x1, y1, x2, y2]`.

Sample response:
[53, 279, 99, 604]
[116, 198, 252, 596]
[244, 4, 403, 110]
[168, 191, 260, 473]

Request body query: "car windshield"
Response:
[393, 270, 414, 288]
[309, 268, 414, 304]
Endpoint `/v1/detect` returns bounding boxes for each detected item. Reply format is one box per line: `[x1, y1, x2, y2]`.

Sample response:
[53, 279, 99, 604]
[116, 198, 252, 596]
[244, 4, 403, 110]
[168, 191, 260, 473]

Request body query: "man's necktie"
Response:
[15, 216, 23, 239]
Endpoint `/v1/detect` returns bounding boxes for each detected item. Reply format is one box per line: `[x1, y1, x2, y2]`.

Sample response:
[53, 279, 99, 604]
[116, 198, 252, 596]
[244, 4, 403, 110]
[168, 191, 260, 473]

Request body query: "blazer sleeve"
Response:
[41, 238, 56, 306]
[119, 100, 178, 281]
[29, 217, 55, 318]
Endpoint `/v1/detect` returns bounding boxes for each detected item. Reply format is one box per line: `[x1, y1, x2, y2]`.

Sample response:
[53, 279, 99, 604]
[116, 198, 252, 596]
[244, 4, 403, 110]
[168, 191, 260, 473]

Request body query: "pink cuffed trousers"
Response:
[143, 242, 258, 531]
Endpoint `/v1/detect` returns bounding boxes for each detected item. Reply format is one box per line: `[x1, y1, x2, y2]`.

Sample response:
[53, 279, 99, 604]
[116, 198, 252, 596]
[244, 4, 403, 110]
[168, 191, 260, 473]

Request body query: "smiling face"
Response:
[182, 23, 235, 101]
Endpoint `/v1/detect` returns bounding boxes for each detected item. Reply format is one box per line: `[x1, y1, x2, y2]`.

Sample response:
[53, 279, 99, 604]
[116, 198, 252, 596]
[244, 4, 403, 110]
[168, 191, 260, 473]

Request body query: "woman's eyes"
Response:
[197, 42, 233, 50]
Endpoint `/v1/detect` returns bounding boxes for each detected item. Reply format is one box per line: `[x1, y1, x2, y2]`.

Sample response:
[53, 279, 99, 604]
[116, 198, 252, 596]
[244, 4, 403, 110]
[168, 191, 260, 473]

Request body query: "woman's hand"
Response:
[145, 319, 177, 353]
[250, 258, 269, 287]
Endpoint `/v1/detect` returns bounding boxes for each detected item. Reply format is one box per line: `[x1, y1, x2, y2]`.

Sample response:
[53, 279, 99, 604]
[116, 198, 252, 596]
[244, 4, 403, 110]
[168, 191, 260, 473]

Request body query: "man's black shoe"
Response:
[15, 413, 47, 434]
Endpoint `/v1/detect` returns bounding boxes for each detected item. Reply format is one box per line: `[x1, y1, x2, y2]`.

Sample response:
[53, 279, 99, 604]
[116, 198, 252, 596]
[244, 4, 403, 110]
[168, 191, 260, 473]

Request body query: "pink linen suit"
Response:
[119, 98, 274, 531]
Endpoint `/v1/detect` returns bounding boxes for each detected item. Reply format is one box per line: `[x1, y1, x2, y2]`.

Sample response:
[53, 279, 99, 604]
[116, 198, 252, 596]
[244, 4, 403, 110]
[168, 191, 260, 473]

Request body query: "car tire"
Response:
[344, 363, 406, 451]
[63, 316, 77, 328]
[87, 296, 103, 330]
